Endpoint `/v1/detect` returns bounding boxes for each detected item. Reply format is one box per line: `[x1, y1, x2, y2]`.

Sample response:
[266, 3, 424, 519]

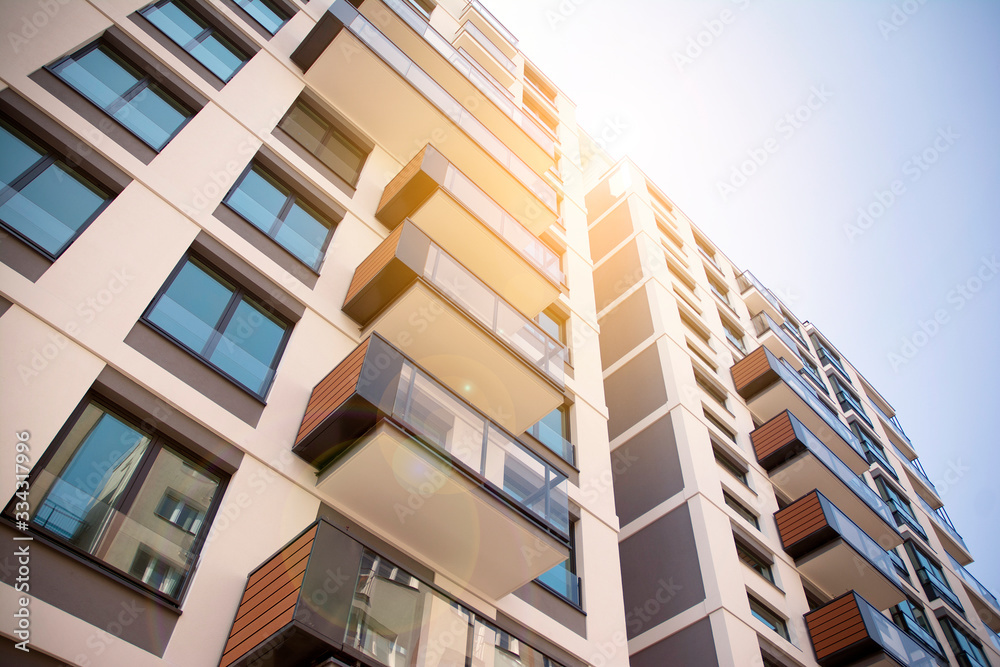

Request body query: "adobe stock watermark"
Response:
[6, 0, 71, 54]
[673, 0, 754, 72]
[544, 0, 591, 31]
[878, 0, 931, 40]
[887, 254, 998, 372]
[717, 85, 834, 202]
[845, 126, 958, 242]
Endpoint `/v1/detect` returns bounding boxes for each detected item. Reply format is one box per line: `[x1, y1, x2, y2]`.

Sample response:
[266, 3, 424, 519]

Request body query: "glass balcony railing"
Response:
[916, 564, 964, 613]
[894, 445, 941, 498]
[893, 610, 947, 661]
[947, 554, 1000, 614]
[737, 270, 781, 311]
[467, 0, 519, 46]
[817, 346, 852, 382]
[751, 312, 801, 362]
[869, 396, 913, 447]
[536, 560, 581, 606]
[525, 418, 574, 465]
[794, 422, 895, 529]
[347, 549, 566, 667]
[781, 320, 810, 350]
[390, 356, 569, 536]
[460, 20, 516, 73]
[338, 5, 557, 211]
[836, 389, 874, 428]
[888, 498, 928, 541]
[773, 356, 866, 462]
[986, 624, 1000, 654]
[816, 492, 900, 588]
[913, 496, 969, 554]
[424, 243, 565, 385]
[381, 0, 555, 154]
[888, 547, 910, 577]
[440, 162, 563, 284]
[799, 362, 831, 397]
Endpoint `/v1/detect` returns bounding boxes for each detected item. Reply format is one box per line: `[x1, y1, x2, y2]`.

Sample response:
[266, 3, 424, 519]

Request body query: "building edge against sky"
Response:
[0, 1, 997, 667]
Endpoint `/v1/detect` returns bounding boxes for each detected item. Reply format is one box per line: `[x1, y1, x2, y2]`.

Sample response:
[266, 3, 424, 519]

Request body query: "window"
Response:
[704, 408, 737, 444]
[8, 399, 224, 602]
[233, 0, 289, 34]
[724, 491, 759, 529]
[405, 0, 435, 20]
[536, 520, 580, 606]
[49, 42, 192, 150]
[527, 405, 573, 463]
[141, 1, 248, 81]
[696, 369, 728, 409]
[715, 447, 748, 486]
[709, 276, 731, 306]
[940, 617, 991, 667]
[735, 537, 774, 583]
[875, 477, 926, 538]
[277, 98, 369, 186]
[144, 255, 291, 396]
[831, 376, 872, 425]
[687, 341, 718, 372]
[851, 421, 894, 473]
[695, 233, 721, 270]
[535, 308, 565, 343]
[890, 599, 944, 657]
[680, 310, 712, 347]
[748, 594, 789, 640]
[155, 489, 207, 534]
[722, 318, 746, 353]
[223, 163, 335, 269]
[0, 120, 112, 257]
[905, 541, 964, 613]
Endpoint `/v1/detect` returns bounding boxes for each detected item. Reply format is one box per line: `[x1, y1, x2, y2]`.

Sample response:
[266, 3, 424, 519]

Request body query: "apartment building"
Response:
[0, 1, 996, 667]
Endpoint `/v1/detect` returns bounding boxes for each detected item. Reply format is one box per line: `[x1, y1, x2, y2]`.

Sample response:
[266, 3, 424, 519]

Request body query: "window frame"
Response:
[141, 253, 293, 398]
[139, 0, 251, 83]
[724, 490, 760, 530]
[735, 536, 775, 584]
[3, 395, 229, 606]
[222, 161, 337, 271]
[714, 446, 749, 487]
[0, 118, 115, 260]
[748, 594, 789, 640]
[47, 40, 195, 151]
[275, 96, 372, 189]
[231, 0, 291, 36]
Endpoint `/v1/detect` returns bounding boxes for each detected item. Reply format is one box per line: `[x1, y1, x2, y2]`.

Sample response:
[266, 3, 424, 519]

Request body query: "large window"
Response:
[277, 99, 369, 186]
[8, 400, 225, 602]
[49, 42, 192, 150]
[536, 520, 580, 606]
[223, 163, 335, 269]
[141, 0, 248, 81]
[0, 120, 112, 257]
[940, 617, 991, 667]
[144, 255, 291, 396]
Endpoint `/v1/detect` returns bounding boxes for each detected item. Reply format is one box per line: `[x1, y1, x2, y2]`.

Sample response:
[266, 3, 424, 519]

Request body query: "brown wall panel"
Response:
[295, 339, 369, 444]
[751, 412, 796, 463]
[378, 146, 427, 213]
[731, 347, 770, 394]
[806, 595, 868, 661]
[776, 492, 828, 549]
[344, 224, 405, 304]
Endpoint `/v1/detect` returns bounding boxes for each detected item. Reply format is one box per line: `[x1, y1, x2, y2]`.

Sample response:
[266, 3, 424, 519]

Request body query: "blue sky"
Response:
[486, 0, 1000, 596]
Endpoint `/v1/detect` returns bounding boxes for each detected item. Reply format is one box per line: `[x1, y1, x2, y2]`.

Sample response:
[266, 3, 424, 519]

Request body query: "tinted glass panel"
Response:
[238, 0, 286, 34]
[210, 298, 286, 394]
[148, 260, 234, 352]
[227, 166, 287, 232]
[190, 33, 244, 80]
[145, 1, 205, 45]
[274, 200, 329, 267]
[56, 46, 140, 108]
[279, 101, 366, 184]
[0, 124, 44, 184]
[0, 161, 107, 254]
[113, 84, 188, 150]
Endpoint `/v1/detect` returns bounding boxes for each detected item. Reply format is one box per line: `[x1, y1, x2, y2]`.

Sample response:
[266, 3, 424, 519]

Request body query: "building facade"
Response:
[0, 1, 995, 667]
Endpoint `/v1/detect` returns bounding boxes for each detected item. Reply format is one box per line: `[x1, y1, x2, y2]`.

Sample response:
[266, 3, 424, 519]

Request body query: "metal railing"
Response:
[947, 553, 1000, 614]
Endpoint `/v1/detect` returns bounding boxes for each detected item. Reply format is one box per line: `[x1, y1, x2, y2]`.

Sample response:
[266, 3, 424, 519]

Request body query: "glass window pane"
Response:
[144, 1, 206, 46]
[148, 259, 234, 352]
[317, 126, 365, 183]
[56, 46, 141, 109]
[0, 161, 107, 255]
[190, 33, 244, 81]
[280, 102, 327, 155]
[105, 446, 220, 597]
[0, 123, 45, 186]
[210, 298, 286, 394]
[273, 200, 330, 268]
[239, 0, 286, 34]
[29, 403, 151, 548]
[114, 84, 189, 150]
[536, 310, 561, 341]
[539, 407, 564, 438]
[227, 166, 288, 233]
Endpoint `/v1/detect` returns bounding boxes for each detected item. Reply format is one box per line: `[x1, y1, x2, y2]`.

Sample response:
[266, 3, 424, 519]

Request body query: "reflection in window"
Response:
[277, 99, 369, 186]
[142, 0, 248, 81]
[234, 0, 289, 34]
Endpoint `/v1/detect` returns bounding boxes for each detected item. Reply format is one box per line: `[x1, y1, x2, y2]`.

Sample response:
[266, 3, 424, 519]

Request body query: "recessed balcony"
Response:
[737, 270, 783, 322]
[291, 1, 558, 227]
[751, 311, 804, 371]
[732, 347, 867, 473]
[218, 519, 567, 667]
[342, 221, 564, 433]
[376, 143, 562, 311]
[776, 491, 905, 609]
[752, 411, 900, 549]
[805, 591, 946, 667]
[292, 334, 569, 599]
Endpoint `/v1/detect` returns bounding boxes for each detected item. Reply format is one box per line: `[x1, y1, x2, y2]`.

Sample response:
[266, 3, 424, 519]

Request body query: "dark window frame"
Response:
[748, 594, 789, 640]
[222, 160, 337, 271]
[275, 96, 372, 189]
[0, 118, 115, 260]
[734, 535, 774, 583]
[724, 490, 760, 530]
[2, 394, 229, 607]
[141, 252, 293, 399]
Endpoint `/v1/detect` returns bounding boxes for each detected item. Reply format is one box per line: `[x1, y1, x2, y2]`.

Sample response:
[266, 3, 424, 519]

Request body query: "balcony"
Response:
[292, 334, 570, 598]
[376, 144, 562, 308]
[291, 1, 558, 226]
[805, 591, 946, 667]
[836, 389, 874, 429]
[817, 346, 852, 383]
[869, 398, 917, 460]
[947, 554, 1000, 632]
[897, 450, 943, 510]
[732, 347, 867, 472]
[461, 0, 519, 54]
[776, 491, 905, 609]
[913, 495, 972, 566]
[342, 222, 564, 432]
[853, 425, 897, 478]
[454, 19, 516, 87]
[751, 312, 804, 370]
[737, 270, 783, 322]
[217, 519, 567, 667]
[751, 411, 900, 549]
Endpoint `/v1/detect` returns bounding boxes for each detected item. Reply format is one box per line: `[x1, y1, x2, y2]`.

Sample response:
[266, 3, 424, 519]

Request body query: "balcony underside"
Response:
[316, 421, 568, 599]
[453, 28, 516, 88]
[796, 539, 905, 610]
[743, 286, 782, 322]
[295, 20, 557, 232]
[365, 281, 561, 434]
[758, 328, 804, 371]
